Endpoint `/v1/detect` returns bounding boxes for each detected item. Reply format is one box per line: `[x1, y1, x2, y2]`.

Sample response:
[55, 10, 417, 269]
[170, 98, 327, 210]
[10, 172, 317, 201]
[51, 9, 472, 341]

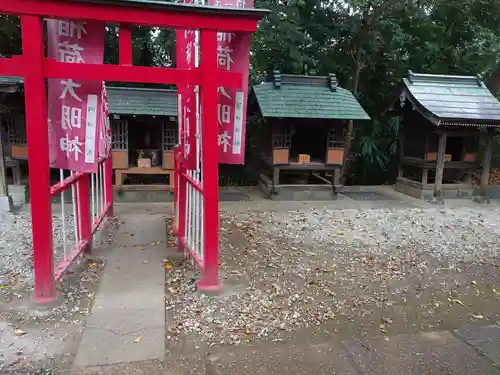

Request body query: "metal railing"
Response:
[49, 157, 113, 281]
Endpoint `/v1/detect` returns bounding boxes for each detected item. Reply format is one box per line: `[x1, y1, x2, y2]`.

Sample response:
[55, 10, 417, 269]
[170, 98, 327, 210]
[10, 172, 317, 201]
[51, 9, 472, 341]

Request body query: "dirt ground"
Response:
[3, 202, 500, 372]
[164, 205, 500, 352]
[0, 215, 118, 374]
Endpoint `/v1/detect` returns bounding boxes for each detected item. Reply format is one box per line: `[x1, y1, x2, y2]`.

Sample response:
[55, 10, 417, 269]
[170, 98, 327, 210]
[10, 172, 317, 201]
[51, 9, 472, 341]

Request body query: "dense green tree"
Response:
[2, 1, 500, 184]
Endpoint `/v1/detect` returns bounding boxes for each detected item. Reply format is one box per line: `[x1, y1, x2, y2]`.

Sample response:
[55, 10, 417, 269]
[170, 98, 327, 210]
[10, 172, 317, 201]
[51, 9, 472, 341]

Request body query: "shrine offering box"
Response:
[297, 154, 310, 164]
[138, 158, 152, 168]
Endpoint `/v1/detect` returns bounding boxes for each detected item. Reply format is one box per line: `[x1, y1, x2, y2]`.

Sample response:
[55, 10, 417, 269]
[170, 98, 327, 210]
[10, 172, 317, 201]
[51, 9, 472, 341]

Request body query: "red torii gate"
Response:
[0, 0, 266, 303]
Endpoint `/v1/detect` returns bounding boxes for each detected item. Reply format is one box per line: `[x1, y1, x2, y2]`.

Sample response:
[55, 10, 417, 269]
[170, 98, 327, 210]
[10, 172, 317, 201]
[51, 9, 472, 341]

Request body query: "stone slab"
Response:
[341, 191, 396, 201]
[342, 331, 500, 375]
[197, 339, 359, 375]
[0, 195, 13, 212]
[455, 325, 500, 364]
[74, 326, 164, 367]
[68, 359, 165, 375]
[114, 213, 167, 246]
[73, 215, 166, 368]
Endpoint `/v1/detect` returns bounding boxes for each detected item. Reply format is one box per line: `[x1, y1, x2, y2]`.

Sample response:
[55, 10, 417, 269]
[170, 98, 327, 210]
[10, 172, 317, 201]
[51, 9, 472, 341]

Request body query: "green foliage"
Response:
[251, 0, 500, 184]
[3, 2, 500, 185]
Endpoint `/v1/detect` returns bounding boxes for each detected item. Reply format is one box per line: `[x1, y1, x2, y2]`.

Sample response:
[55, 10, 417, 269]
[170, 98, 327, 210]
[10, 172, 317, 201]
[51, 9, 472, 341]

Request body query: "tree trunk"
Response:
[339, 0, 407, 184]
[486, 61, 500, 97]
[340, 43, 362, 184]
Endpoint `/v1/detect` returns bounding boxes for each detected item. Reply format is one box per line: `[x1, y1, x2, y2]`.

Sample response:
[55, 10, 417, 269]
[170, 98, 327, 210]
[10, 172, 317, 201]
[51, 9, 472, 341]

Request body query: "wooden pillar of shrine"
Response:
[476, 131, 493, 203]
[432, 131, 447, 203]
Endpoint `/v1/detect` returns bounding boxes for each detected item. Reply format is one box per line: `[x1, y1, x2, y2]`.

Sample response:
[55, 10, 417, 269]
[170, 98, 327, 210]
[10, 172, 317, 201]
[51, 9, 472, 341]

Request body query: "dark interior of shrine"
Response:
[289, 124, 327, 163]
[128, 120, 162, 168]
[445, 136, 463, 162]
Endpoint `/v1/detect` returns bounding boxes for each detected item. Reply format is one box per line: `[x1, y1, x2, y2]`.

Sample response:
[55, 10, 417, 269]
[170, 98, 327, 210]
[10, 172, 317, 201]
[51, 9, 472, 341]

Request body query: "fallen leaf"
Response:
[13, 328, 27, 336]
[382, 317, 393, 324]
[472, 314, 484, 320]
[448, 298, 464, 306]
[134, 337, 141, 344]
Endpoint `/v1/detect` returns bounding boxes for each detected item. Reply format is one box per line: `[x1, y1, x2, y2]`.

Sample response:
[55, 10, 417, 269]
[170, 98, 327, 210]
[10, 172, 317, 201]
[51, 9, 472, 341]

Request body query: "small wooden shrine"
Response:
[251, 71, 370, 199]
[107, 87, 178, 187]
[389, 71, 500, 202]
[0, 79, 179, 188]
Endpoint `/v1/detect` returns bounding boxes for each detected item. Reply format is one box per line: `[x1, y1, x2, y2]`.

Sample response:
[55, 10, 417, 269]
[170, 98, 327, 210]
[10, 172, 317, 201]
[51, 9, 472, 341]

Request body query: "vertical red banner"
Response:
[208, 0, 253, 165]
[175, 10, 198, 170]
[99, 83, 111, 159]
[47, 19, 105, 172]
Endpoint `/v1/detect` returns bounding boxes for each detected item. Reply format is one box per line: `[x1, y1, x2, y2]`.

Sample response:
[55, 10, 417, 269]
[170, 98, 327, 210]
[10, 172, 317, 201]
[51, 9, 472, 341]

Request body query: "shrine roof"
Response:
[0, 77, 178, 116]
[0, 76, 23, 92]
[106, 87, 177, 116]
[78, 0, 269, 18]
[252, 71, 370, 120]
[394, 71, 500, 126]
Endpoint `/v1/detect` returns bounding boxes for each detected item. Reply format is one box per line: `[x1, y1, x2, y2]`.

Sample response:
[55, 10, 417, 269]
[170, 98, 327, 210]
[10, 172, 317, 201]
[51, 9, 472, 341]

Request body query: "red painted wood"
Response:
[92, 202, 111, 234]
[0, 0, 261, 32]
[44, 59, 243, 87]
[105, 156, 114, 217]
[54, 241, 87, 281]
[119, 24, 133, 65]
[180, 170, 203, 194]
[177, 164, 187, 254]
[2, 0, 265, 299]
[50, 172, 84, 197]
[179, 237, 204, 270]
[0, 57, 243, 87]
[197, 29, 221, 292]
[0, 56, 24, 76]
[21, 15, 56, 303]
[78, 174, 93, 254]
[172, 148, 179, 238]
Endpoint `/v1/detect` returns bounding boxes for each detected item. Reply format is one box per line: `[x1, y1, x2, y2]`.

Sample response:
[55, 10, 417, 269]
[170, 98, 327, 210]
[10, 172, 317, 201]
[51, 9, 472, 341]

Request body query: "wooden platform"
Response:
[115, 167, 173, 187]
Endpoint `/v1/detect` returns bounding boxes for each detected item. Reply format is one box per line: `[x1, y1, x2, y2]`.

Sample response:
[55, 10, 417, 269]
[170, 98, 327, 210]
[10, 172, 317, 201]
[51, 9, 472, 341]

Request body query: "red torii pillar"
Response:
[0, 0, 267, 303]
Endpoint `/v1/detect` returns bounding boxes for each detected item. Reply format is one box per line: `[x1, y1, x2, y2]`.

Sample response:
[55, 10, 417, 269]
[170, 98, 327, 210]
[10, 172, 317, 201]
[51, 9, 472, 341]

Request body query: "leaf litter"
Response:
[165, 206, 500, 347]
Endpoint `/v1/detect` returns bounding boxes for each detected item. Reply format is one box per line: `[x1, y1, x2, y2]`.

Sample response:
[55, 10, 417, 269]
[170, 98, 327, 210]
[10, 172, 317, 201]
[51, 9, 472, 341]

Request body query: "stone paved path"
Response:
[73, 214, 166, 368]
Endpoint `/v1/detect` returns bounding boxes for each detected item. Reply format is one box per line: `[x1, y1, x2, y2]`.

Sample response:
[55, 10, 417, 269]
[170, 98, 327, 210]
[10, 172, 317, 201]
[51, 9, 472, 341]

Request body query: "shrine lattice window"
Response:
[0, 114, 10, 152]
[163, 122, 178, 151]
[3, 113, 27, 146]
[272, 123, 291, 148]
[327, 126, 344, 148]
[111, 119, 129, 151]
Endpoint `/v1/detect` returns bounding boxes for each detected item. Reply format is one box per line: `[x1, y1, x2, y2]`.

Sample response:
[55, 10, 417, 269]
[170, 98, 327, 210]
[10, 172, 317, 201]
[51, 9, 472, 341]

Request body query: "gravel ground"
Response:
[0, 211, 78, 293]
[0, 211, 119, 373]
[164, 206, 500, 348]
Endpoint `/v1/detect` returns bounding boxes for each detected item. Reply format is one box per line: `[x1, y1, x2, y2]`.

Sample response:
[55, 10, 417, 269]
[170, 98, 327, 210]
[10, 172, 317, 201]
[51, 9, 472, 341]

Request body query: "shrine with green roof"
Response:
[389, 71, 500, 202]
[251, 71, 370, 199]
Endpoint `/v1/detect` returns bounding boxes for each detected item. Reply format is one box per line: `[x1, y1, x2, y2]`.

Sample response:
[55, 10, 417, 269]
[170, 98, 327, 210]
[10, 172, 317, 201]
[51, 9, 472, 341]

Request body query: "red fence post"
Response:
[197, 29, 221, 292]
[78, 174, 93, 253]
[21, 15, 57, 303]
[172, 148, 180, 236]
[105, 156, 114, 217]
[177, 156, 187, 252]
